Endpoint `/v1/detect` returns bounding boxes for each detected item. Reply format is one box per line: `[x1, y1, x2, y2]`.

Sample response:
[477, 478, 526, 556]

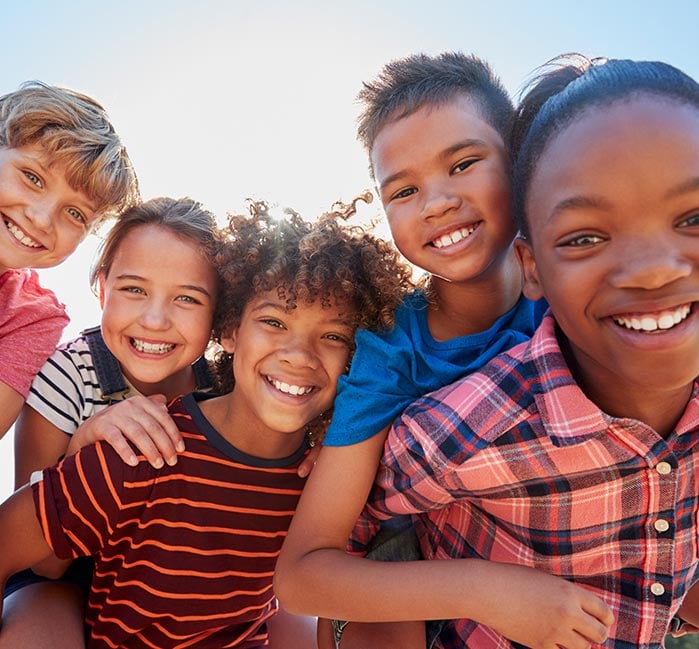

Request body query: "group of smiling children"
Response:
[0, 47, 696, 649]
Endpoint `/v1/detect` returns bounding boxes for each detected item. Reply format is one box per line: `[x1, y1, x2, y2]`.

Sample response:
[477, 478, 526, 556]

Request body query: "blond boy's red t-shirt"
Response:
[0, 269, 68, 397]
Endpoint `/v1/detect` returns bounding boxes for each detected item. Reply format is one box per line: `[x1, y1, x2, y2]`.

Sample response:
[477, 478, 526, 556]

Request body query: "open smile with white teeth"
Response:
[131, 338, 176, 354]
[267, 376, 314, 396]
[6, 219, 41, 248]
[431, 224, 478, 249]
[612, 303, 692, 332]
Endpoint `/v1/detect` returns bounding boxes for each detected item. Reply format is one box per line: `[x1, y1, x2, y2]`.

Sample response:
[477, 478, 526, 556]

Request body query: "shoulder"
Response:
[0, 269, 65, 312]
[400, 342, 537, 445]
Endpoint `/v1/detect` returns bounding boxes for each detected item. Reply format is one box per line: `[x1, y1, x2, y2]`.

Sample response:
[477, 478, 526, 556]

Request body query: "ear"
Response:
[97, 275, 106, 309]
[220, 328, 237, 354]
[515, 238, 545, 301]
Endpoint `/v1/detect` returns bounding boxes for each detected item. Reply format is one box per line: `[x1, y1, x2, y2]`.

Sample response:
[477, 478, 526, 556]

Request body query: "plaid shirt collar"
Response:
[526, 312, 699, 447]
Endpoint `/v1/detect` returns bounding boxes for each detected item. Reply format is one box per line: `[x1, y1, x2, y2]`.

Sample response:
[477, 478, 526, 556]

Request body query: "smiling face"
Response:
[519, 96, 699, 418]
[220, 290, 354, 455]
[99, 224, 217, 399]
[0, 142, 97, 273]
[371, 95, 516, 285]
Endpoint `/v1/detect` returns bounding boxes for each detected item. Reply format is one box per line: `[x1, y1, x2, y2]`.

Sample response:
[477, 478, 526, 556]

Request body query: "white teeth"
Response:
[6, 220, 41, 248]
[132, 339, 175, 354]
[432, 225, 476, 249]
[613, 304, 691, 332]
[268, 377, 313, 396]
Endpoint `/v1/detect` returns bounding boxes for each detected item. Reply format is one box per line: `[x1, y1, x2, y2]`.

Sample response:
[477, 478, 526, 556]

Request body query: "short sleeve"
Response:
[324, 324, 421, 446]
[0, 270, 69, 397]
[25, 341, 91, 435]
[32, 443, 127, 559]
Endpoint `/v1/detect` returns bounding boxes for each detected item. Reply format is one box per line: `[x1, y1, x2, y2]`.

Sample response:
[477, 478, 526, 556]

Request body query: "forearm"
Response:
[280, 547, 510, 622]
[678, 584, 699, 628]
[0, 484, 54, 588]
[0, 382, 24, 440]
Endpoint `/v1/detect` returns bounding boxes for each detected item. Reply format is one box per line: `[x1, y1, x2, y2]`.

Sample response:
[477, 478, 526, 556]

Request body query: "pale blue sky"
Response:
[2, 0, 698, 489]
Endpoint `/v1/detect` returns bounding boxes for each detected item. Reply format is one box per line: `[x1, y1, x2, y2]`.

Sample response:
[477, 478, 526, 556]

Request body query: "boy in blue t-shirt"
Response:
[276, 53, 602, 649]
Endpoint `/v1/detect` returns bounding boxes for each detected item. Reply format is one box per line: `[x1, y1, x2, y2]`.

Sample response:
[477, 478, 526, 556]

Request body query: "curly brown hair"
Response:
[212, 193, 414, 443]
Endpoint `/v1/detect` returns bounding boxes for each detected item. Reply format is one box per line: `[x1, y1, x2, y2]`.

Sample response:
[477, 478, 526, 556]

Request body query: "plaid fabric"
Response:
[352, 314, 699, 649]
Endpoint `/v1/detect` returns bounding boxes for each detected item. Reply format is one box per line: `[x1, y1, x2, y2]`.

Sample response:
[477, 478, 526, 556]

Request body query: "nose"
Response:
[25, 197, 57, 232]
[610, 236, 692, 290]
[138, 299, 171, 331]
[419, 182, 462, 220]
[279, 336, 320, 370]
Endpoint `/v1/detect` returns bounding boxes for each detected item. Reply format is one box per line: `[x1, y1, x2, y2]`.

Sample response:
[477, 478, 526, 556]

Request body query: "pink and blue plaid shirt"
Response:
[352, 314, 699, 649]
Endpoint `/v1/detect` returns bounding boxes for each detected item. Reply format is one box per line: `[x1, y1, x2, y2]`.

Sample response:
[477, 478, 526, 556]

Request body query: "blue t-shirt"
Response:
[324, 290, 547, 446]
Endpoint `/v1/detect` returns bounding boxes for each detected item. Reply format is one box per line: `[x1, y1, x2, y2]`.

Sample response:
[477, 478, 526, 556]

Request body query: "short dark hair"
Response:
[511, 54, 699, 237]
[357, 52, 513, 168]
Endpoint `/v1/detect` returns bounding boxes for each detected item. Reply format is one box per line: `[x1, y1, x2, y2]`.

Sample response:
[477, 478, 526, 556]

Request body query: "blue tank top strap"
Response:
[81, 325, 130, 400]
[192, 355, 214, 390]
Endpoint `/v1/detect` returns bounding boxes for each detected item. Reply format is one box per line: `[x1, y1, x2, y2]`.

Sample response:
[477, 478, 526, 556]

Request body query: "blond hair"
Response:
[0, 81, 139, 225]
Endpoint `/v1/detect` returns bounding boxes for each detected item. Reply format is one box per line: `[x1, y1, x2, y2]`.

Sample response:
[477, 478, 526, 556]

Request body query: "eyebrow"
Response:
[115, 274, 213, 297]
[378, 138, 487, 192]
[250, 301, 355, 326]
[548, 195, 614, 221]
[665, 176, 699, 199]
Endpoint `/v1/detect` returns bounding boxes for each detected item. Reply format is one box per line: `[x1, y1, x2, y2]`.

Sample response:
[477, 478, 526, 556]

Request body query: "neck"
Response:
[426, 250, 523, 341]
[199, 393, 307, 459]
[560, 335, 693, 439]
[126, 366, 197, 402]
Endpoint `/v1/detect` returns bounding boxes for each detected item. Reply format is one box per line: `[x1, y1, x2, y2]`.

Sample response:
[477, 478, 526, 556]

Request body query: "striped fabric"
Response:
[353, 314, 699, 649]
[33, 392, 308, 648]
[25, 334, 135, 435]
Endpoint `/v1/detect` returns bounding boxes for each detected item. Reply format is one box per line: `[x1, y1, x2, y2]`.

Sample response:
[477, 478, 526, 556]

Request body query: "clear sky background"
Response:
[2, 0, 699, 493]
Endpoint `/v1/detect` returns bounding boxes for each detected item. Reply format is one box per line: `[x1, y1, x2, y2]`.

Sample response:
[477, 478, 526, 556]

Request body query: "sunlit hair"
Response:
[0, 80, 140, 225]
[511, 53, 699, 238]
[90, 196, 221, 294]
[357, 51, 513, 170]
[212, 192, 414, 443]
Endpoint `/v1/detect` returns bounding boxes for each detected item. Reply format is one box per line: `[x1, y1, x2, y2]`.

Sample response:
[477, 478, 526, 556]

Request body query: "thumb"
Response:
[147, 393, 169, 407]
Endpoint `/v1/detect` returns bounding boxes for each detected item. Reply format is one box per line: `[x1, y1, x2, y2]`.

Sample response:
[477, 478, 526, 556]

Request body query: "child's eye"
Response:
[390, 187, 417, 201]
[678, 212, 699, 228]
[120, 286, 146, 295]
[23, 170, 43, 187]
[451, 158, 477, 174]
[176, 295, 202, 305]
[323, 332, 352, 346]
[558, 233, 605, 248]
[66, 207, 87, 226]
[260, 317, 284, 329]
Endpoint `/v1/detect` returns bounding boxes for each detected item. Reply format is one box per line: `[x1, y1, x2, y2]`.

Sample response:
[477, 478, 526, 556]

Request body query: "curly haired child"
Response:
[0, 196, 413, 649]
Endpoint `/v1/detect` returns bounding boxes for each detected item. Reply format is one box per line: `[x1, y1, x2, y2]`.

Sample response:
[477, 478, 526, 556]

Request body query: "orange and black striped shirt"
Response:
[32, 392, 308, 649]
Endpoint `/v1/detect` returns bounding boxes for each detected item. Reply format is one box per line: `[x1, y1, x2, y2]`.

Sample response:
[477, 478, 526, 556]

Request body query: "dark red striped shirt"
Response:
[33, 392, 308, 649]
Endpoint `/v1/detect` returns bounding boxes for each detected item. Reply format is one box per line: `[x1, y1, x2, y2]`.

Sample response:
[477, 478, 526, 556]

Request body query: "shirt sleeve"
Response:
[324, 322, 422, 446]
[0, 270, 69, 397]
[32, 443, 127, 559]
[25, 342, 89, 435]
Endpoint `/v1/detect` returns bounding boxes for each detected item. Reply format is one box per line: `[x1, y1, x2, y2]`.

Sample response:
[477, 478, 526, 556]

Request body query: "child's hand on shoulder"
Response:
[67, 395, 184, 468]
[480, 563, 613, 649]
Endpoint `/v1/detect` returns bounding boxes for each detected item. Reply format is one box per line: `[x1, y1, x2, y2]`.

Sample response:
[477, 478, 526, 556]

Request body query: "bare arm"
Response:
[14, 405, 71, 488]
[275, 432, 613, 649]
[675, 584, 699, 635]
[13, 405, 75, 578]
[0, 382, 24, 440]
[0, 484, 55, 621]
